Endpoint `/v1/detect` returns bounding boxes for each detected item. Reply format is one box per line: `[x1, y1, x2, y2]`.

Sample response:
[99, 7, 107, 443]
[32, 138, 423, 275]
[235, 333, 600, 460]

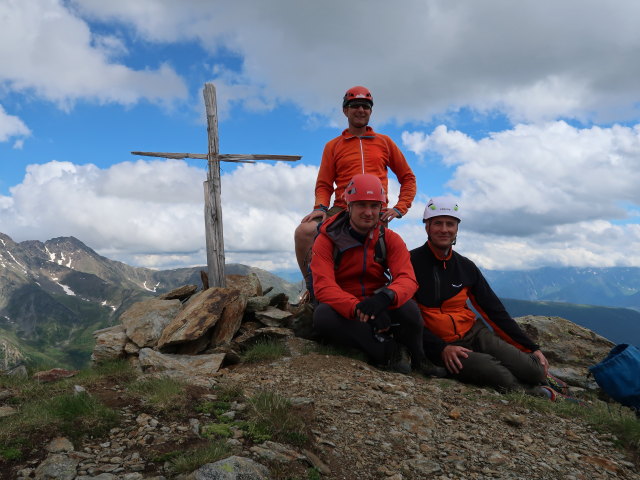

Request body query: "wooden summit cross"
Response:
[132, 83, 301, 288]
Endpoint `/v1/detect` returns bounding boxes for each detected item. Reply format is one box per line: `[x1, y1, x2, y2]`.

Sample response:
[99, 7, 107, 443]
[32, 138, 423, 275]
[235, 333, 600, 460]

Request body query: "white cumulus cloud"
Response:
[0, 105, 30, 144]
[404, 122, 640, 234]
[0, 159, 320, 270]
[68, 0, 640, 124]
[0, 0, 187, 108]
[396, 121, 640, 269]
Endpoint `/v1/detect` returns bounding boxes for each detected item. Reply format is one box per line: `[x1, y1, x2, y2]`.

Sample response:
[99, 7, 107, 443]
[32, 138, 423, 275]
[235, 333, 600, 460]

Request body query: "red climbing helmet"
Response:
[342, 86, 374, 108]
[343, 174, 386, 204]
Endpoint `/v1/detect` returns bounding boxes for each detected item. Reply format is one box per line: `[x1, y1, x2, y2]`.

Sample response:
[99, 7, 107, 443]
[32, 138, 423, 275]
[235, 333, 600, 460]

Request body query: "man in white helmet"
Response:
[410, 197, 550, 393]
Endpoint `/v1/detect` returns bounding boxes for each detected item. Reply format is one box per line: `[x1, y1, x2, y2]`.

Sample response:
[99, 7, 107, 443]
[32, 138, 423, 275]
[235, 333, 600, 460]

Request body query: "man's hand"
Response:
[532, 349, 549, 376]
[441, 345, 472, 374]
[301, 210, 326, 223]
[355, 292, 393, 322]
[369, 311, 392, 333]
[380, 209, 401, 223]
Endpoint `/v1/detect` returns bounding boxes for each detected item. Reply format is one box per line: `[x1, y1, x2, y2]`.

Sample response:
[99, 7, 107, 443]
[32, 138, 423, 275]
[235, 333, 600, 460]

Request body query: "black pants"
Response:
[313, 299, 425, 366]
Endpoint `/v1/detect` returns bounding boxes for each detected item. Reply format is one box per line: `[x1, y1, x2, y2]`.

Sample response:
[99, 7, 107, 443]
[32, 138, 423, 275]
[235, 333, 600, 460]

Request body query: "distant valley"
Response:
[501, 298, 640, 346]
[485, 267, 640, 346]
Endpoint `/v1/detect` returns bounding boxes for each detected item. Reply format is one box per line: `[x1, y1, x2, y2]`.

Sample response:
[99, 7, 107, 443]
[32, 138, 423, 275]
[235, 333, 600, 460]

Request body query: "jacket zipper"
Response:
[358, 137, 365, 173]
[434, 264, 460, 339]
[359, 234, 371, 298]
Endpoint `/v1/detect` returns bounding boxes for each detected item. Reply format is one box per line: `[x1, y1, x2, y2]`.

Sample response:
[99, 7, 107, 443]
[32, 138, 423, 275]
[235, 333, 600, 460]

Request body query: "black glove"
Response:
[369, 311, 392, 333]
[356, 291, 393, 318]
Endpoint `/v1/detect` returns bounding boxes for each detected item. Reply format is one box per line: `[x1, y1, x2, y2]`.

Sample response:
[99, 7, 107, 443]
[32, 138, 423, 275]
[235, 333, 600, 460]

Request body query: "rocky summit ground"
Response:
[2, 335, 638, 480]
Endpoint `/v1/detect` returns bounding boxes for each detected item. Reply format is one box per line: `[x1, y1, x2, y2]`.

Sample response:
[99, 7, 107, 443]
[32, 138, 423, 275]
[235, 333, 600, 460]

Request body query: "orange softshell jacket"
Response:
[314, 127, 416, 214]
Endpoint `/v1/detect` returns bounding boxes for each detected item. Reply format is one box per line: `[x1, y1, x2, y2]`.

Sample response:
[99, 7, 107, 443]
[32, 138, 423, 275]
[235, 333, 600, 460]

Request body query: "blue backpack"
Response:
[589, 344, 640, 415]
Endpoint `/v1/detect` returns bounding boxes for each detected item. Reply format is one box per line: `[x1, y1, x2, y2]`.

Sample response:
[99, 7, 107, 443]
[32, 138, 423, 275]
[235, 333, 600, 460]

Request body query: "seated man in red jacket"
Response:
[311, 174, 436, 374]
[410, 197, 550, 392]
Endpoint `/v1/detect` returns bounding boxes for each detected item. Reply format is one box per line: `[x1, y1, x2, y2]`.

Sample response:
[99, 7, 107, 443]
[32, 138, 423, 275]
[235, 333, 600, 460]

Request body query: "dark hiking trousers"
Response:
[314, 299, 425, 367]
[438, 320, 545, 391]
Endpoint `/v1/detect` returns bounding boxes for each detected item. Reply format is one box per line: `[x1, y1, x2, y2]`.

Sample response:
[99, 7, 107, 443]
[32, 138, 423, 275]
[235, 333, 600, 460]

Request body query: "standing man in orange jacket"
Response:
[311, 174, 439, 375]
[295, 86, 417, 298]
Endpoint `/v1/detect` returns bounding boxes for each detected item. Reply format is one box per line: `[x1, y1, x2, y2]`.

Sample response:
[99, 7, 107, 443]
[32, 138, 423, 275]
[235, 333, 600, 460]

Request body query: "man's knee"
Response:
[294, 221, 317, 244]
[313, 303, 343, 336]
[456, 352, 520, 391]
[390, 299, 423, 329]
[519, 354, 546, 384]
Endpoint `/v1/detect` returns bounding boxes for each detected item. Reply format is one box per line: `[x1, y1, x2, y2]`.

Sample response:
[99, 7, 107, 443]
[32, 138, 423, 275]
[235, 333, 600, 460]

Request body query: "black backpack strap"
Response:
[374, 224, 386, 265]
[334, 224, 389, 274]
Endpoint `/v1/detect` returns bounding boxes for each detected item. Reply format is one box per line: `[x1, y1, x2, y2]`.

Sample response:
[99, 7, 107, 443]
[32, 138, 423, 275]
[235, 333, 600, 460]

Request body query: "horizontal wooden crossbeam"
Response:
[131, 151, 301, 164]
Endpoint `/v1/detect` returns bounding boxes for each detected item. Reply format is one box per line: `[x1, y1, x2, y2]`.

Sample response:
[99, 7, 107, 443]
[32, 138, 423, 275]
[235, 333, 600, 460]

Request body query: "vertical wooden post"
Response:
[203, 83, 226, 287]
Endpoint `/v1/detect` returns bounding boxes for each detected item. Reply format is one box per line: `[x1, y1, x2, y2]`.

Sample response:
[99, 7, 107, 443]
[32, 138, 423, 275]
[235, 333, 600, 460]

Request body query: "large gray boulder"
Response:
[226, 273, 262, 297]
[158, 287, 245, 349]
[137, 348, 225, 376]
[34, 453, 79, 480]
[0, 337, 25, 374]
[120, 298, 182, 348]
[91, 325, 128, 364]
[193, 456, 269, 480]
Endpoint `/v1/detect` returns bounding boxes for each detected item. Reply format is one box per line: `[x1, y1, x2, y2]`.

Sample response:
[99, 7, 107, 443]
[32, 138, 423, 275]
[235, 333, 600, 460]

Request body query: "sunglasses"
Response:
[348, 103, 372, 110]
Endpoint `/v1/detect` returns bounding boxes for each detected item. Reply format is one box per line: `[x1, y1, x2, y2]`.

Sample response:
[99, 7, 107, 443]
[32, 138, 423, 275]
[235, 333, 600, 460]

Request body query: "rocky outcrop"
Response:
[515, 315, 614, 388]
[0, 337, 26, 377]
[90, 273, 297, 381]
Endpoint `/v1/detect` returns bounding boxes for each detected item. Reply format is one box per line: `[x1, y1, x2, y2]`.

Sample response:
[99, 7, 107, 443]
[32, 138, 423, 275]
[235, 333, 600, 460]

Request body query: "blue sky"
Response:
[1, 0, 640, 279]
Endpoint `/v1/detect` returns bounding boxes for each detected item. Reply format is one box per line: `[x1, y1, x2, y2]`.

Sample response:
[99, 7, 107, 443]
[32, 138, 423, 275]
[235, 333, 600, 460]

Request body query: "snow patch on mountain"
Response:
[143, 281, 160, 292]
[57, 282, 76, 296]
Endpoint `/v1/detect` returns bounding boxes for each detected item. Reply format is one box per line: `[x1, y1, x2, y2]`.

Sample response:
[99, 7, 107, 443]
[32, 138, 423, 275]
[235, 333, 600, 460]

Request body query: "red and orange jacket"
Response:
[311, 211, 418, 320]
[410, 242, 539, 359]
[314, 126, 416, 215]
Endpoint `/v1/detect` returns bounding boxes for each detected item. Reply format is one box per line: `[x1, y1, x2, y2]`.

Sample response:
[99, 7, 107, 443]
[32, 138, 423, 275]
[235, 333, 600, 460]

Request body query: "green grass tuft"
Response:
[201, 422, 233, 438]
[0, 391, 119, 458]
[126, 376, 188, 413]
[169, 439, 231, 474]
[246, 390, 308, 447]
[0, 446, 23, 461]
[307, 467, 322, 480]
[241, 339, 288, 364]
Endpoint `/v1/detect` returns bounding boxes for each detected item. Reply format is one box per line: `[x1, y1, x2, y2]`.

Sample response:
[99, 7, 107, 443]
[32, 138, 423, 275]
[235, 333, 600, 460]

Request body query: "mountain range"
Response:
[484, 266, 640, 311]
[0, 232, 297, 369]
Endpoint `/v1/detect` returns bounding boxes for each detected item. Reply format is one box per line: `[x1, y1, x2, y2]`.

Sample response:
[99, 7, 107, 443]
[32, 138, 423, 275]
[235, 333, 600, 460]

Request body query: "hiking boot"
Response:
[528, 385, 584, 405]
[381, 342, 411, 375]
[545, 373, 569, 395]
[530, 385, 557, 401]
[415, 359, 448, 378]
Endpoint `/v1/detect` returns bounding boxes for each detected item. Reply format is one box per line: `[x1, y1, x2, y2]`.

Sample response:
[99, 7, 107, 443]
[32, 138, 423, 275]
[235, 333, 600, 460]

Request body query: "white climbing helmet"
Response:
[422, 196, 461, 223]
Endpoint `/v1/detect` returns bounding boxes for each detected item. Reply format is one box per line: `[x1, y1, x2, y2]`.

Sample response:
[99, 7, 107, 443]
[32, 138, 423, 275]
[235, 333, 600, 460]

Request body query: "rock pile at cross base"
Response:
[3, 273, 639, 479]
